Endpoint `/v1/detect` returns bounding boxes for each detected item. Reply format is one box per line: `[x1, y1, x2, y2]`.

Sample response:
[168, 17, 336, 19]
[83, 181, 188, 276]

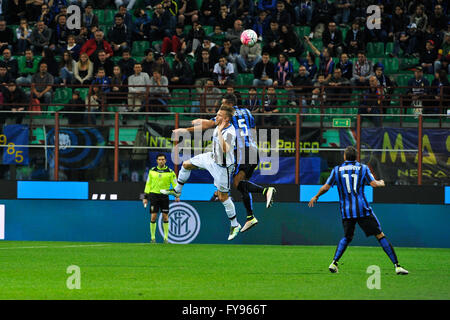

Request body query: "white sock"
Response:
[222, 198, 239, 227]
[175, 166, 191, 193]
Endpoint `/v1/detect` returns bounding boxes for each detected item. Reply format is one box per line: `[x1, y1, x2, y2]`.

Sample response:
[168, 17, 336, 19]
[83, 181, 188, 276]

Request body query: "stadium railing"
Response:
[1, 83, 448, 185]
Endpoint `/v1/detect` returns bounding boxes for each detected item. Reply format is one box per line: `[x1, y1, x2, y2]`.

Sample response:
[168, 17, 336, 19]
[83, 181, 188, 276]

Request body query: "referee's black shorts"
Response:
[148, 193, 169, 214]
[342, 214, 382, 238]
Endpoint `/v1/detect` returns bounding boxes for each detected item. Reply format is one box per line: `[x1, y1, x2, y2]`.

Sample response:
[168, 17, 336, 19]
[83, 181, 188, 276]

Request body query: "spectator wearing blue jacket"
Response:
[132, 8, 151, 41]
[91, 67, 112, 94]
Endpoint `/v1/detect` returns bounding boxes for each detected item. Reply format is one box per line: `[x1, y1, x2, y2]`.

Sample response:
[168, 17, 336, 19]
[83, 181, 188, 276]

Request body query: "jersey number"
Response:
[237, 119, 248, 137]
[342, 173, 358, 194]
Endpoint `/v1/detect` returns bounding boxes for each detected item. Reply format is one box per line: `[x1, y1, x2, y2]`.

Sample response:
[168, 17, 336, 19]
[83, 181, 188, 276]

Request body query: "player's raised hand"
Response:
[308, 196, 318, 208]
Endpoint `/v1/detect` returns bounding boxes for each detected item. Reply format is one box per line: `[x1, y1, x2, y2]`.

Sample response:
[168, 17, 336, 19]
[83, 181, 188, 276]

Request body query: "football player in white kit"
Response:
[161, 104, 242, 240]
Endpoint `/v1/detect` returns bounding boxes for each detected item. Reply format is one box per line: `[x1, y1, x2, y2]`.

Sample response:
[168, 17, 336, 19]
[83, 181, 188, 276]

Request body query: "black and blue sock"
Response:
[378, 236, 399, 265]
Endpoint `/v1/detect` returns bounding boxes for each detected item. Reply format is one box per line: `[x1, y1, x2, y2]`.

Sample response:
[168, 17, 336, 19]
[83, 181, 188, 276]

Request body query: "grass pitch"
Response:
[0, 241, 448, 300]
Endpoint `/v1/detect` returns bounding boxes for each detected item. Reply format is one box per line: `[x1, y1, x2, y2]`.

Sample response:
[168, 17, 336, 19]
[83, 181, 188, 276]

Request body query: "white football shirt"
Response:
[212, 123, 236, 167]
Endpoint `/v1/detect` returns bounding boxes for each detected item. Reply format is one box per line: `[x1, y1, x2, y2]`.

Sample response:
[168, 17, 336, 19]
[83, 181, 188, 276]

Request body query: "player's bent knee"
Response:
[236, 180, 246, 192]
[182, 161, 195, 170]
[345, 236, 353, 243]
[217, 191, 229, 202]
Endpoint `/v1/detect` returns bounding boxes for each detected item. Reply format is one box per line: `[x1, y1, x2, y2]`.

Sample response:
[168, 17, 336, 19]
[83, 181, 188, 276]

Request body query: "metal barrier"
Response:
[0, 83, 449, 185]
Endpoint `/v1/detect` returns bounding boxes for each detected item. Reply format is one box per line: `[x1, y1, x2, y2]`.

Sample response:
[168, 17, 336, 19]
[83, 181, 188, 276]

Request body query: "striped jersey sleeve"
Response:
[326, 167, 337, 186]
[363, 165, 376, 184]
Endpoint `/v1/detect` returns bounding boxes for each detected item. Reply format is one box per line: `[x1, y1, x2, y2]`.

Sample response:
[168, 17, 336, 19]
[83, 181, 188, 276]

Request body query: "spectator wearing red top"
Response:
[80, 30, 113, 58]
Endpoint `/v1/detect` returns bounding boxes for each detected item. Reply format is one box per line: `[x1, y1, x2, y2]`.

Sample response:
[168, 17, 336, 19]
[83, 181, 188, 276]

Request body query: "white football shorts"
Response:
[189, 152, 235, 193]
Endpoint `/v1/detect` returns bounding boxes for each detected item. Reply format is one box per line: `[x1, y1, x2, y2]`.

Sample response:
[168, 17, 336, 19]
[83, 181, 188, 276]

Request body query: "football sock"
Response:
[237, 180, 256, 221]
[333, 237, 350, 262]
[175, 167, 191, 193]
[222, 198, 239, 227]
[163, 221, 169, 240]
[378, 236, 399, 265]
[241, 191, 254, 220]
[150, 222, 156, 240]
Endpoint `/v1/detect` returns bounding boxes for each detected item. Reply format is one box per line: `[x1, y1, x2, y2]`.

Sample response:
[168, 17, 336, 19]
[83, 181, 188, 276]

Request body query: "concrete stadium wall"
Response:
[1, 200, 448, 248]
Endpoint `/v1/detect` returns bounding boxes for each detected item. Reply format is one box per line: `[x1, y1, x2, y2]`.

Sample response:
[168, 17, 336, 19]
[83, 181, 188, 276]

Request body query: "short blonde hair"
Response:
[219, 104, 235, 120]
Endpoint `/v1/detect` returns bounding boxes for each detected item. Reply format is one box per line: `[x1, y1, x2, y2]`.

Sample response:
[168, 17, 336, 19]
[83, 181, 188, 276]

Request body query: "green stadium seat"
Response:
[424, 74, 434, 84]
[291, 58, 300, 71]
[78, 88, 90, 101]
[294, 26, 310, 38]
[366, 42, 384, 58]
[400, 57, 419, 70]
[111, 55, 122, 64]
[164, 55, 174, 68]
[184, 24, 192, 34]
[53, 88, 72, 104]
[385, 42, 394, 55]
[186, 55, 195, 69]
[96, 10, 115, 25]
[132, 41, 150, 56]
[395, 74, 411, 93]
[236, 73, 254, 86]
[203, 25, 213, 34]
[304, 107, 320, 122]
[311, 39, 323, 51]
[171, 89, 190, 113]
[383, 58, 399, 74]
[196, 0, 203, 11]
[151, 40, 163, 50]
[338, 26, 349, 40]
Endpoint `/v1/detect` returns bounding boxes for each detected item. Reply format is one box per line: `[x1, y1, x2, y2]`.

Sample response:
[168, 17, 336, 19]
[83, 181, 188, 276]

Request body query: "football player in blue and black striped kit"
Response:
[308, 146, 409, 275]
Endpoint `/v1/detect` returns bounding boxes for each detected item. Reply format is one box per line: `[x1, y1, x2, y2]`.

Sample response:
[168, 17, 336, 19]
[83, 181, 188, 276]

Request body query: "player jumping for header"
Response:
[161, 104, 242, 240]
[171, 93, 276, 233]
[308, 146, 409, 275]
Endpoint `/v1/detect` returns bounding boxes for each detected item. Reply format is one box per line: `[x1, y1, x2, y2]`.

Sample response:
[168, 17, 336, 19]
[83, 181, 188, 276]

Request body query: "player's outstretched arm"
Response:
[370, 179, 385, 188]
[192, 119, 215, 128]
[172, 119, 215, 135]
[308, 184, 331, 208]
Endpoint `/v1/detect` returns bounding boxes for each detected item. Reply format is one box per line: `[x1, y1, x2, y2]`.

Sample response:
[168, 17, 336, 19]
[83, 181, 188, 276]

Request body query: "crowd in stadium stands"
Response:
[0, 0, 449, 126]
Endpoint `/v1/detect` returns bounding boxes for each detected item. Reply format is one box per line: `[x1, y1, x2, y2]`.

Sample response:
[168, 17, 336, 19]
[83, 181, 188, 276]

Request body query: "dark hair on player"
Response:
[344, 146, 357, 161]
[222, 93, 237, 106]
[156, 153, 166, 160]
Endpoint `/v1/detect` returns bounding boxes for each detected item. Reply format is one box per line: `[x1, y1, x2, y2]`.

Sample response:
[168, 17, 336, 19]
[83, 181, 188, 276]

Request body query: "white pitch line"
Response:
[0, 244, 109, 250]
